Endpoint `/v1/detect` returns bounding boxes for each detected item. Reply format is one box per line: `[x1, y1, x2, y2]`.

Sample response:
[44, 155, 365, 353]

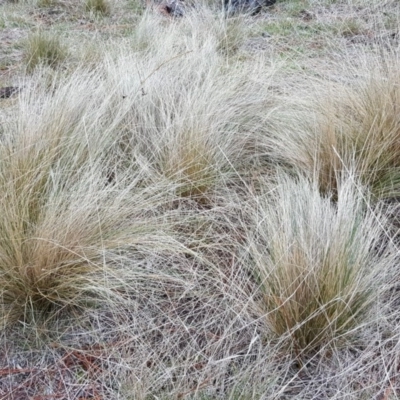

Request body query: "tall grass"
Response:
[263, 57, 400, 201]
[1, 2, 400, 399]
[85, 0, 111, 15]
[97, 11, 276, 201]
[0, 70, 182, 327]
[24, 31, 68, 72]
[249, 174, 388, 356]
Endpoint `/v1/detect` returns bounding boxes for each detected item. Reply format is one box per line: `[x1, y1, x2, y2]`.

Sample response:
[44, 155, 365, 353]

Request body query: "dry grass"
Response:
[0, 72, 184, 328]
[97, 12, 276, 202]
[24, 31, 68, 73]
[262, 57, 400, 201]
[85, 0, 111, 15]
[0, 0, 400, 399]
[249, 174, 387, 356]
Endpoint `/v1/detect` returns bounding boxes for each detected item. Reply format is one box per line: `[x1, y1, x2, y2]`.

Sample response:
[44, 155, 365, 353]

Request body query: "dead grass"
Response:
[0, 70, 184, 328]
[24, 31, 68, 72]
[263, 54, 400, 201]
[249, 174, 387, 356]
[85, 0, 111, 15]
[0, 0, 400, 399]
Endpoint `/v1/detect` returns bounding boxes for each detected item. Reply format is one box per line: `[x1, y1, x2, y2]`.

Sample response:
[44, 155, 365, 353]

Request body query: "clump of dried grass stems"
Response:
[0, 4, 400, 400]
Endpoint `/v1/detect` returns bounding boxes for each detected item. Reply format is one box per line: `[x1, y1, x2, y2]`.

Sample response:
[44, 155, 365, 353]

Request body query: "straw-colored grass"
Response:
[97, 12, 276, 202]
[0, 71, 182, 328]
[249, 175, 387, 357]
[85, 0, 111, 15]
[263, 57, 400, 201]
[0, 0, 400, 398]
[24, 31, 68, 73]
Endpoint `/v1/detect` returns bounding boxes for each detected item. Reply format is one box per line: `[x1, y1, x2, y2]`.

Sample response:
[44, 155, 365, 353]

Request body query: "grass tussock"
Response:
[0, 72, 181, 327]
[85, 0, 111, 15]
[250, 175, 387, 356]
[265, 58, 400, 201]
[37, 0, 57, 7]
[24, 31, 67, 73]
[131, 9, 249, 56]
[99, 13, 276, 200]
[162, 129, 216, 199]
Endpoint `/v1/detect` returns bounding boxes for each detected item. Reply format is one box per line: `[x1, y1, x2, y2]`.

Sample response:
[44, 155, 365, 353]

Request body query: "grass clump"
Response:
[335, 18, 364, 37]
[36, 0, 58, 7]
[0, 72, 178, 328]
[85, 0, 111, 15]
[216, 16, 247, 55]
[163, 130, 216, 200]
[249, 175, 385, 356]
[102, 14, 275, 202]
[264, 60, 400, 201]
[316, 70, 400, 200]
[24, 31, 67, 72]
